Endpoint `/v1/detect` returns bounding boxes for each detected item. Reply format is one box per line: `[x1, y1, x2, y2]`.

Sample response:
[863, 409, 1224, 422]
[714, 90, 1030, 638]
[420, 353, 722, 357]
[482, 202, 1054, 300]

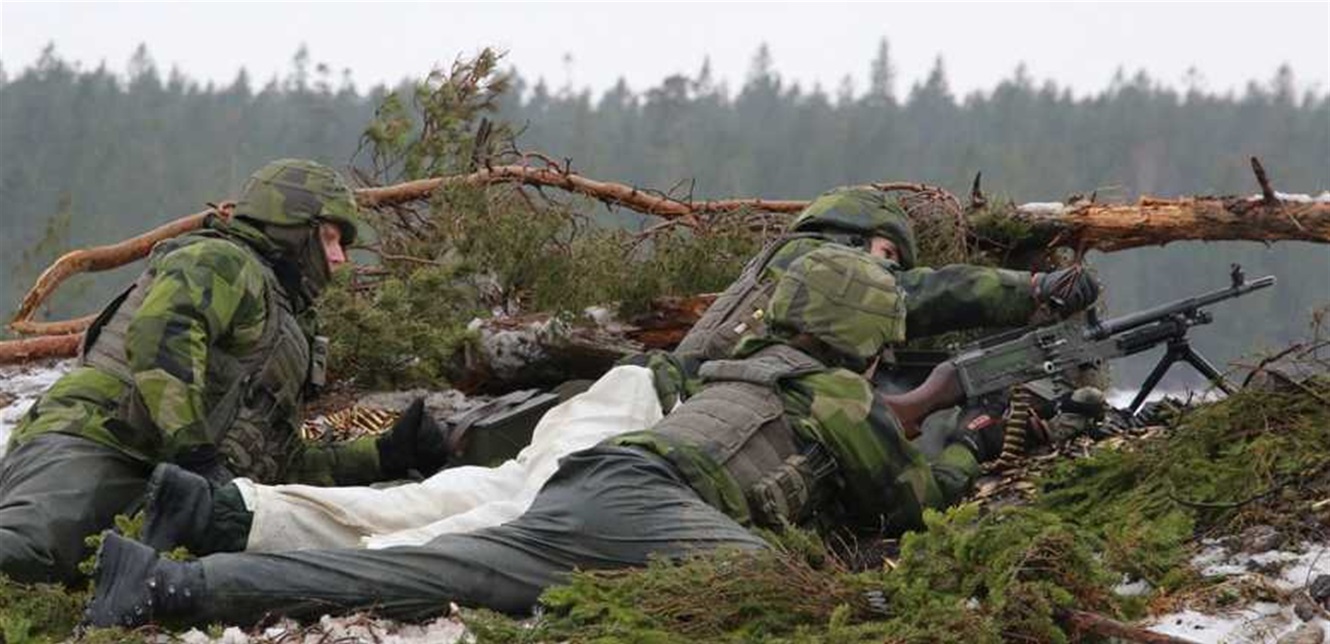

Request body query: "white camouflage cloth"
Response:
[233, 366, 663, 550]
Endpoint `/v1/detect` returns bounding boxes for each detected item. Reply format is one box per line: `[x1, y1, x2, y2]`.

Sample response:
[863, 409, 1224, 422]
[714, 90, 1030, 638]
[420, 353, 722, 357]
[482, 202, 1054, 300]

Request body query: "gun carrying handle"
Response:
[880, 361, 965, 440]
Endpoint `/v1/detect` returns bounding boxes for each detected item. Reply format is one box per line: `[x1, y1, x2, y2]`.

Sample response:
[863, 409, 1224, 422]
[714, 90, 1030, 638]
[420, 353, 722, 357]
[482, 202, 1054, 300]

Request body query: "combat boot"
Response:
[83, 532, 204, 628]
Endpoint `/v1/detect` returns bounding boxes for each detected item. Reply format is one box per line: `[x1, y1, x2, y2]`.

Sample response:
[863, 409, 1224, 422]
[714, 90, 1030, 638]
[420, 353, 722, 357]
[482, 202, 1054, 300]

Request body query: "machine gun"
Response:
[884, 265, 1276, 438]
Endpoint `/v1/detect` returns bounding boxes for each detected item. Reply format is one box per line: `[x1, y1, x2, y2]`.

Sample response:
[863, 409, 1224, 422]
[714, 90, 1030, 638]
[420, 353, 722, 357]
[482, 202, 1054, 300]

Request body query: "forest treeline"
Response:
[1, 43, 1326, 385]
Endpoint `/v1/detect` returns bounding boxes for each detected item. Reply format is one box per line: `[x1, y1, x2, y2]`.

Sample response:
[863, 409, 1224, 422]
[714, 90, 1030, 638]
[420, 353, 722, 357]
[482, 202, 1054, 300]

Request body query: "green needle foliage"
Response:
[320, 50, 764, 389]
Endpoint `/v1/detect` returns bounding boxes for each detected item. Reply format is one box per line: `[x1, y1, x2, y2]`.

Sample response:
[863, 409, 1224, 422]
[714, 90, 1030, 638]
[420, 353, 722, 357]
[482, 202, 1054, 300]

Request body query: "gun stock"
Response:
[881, 361, 964, 439]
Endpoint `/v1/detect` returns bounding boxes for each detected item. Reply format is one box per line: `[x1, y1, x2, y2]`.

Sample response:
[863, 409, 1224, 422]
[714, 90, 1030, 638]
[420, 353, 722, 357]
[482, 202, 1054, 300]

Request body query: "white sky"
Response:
[1, 2, 1327, 99]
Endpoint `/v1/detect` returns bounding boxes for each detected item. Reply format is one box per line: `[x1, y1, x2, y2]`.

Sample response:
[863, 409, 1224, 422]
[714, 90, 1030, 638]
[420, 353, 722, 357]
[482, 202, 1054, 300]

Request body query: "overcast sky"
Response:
[1, 2, 1327, 99]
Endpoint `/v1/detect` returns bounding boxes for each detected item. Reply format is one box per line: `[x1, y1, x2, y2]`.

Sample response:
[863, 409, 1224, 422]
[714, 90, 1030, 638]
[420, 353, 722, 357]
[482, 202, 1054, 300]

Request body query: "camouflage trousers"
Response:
[0, 433, 151, 583]
[178, 446, 767, 623]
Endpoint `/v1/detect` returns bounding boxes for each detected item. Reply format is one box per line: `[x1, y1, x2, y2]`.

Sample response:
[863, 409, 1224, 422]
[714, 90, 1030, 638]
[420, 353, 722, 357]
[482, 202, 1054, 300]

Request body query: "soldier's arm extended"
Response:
[787, 369, 976, 532]
[896, 265, 1037, 338]
[125, 241, 269, 460]
[287, 436, 383, 487]
[618, 349, 702, 413]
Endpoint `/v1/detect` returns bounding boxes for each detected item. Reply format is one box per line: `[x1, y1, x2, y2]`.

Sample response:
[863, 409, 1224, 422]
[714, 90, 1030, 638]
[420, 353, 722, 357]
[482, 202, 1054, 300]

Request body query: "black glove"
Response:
[943, 405, 1007, 463]
[1033, 266, 1100, 316]
[376, 398, 451, 479]
[173, 445, 235, 485]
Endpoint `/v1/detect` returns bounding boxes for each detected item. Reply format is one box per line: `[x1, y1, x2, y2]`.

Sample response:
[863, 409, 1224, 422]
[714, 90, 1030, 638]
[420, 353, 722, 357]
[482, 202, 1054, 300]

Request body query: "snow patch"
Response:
[1191, 540, 1330, 591]
[1147, 604, 1302, 644]
[0, 361, 73, 458]
[173, 613, 470, 643]
[1105, 388, 1222, 410]
[1114, 576, 1152, 597]
[1148, 541, 1330, 642]
[584, 306, 616, 328]
[1246, 192, 1330, 204]
[1017, 202, 1068, 214]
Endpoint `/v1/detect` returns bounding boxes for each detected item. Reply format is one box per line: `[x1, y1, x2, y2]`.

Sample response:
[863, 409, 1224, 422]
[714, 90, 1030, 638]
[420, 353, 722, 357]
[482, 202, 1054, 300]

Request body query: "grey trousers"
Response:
[196, 446, 767, 622]
[0, 433, 150, 583]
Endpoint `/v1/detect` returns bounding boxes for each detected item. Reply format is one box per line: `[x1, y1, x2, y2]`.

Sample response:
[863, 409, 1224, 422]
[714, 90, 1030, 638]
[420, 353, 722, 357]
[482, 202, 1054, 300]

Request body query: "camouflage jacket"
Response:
[756, 238, 1039, 340]
[615, 337, 978, 533]
[10, 218, 381, 486]
[630, 238, 1039, 408]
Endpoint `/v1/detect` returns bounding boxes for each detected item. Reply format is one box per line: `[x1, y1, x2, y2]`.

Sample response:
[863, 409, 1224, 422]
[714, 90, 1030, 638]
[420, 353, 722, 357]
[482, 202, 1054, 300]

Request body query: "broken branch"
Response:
[1059, 608, 1199, 643]
[9, 205, 229, 336]
[354, 164, 809, 217]
[0, 334, 82, 365]
[968, 171, 987, 212]
[1250, 157, 1278, 206]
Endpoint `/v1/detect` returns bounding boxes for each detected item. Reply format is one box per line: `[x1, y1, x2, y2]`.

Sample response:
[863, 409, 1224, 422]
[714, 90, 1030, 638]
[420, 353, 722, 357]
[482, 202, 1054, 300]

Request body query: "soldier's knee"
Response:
[0, 523, 62, 583]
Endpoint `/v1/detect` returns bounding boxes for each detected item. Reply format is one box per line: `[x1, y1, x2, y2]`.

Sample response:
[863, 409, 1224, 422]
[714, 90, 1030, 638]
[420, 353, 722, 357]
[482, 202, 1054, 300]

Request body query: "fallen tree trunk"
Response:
[0, 294, 721, 370]
[9, 207, 225, 336]
[1001, 195, 1330, 254]
[443, 297, 718, 394]
[7, 157, 1327, 345]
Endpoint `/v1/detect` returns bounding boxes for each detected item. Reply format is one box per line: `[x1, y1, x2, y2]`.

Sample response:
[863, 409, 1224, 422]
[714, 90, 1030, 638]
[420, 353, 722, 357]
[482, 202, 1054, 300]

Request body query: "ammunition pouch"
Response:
[650, 344, 838, 527]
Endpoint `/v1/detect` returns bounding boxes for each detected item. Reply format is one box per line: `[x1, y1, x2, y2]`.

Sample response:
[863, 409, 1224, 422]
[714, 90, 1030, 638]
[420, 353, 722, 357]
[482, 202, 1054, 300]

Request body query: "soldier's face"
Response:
[869, 237, 899, 262]
[319, 222, 348, 271]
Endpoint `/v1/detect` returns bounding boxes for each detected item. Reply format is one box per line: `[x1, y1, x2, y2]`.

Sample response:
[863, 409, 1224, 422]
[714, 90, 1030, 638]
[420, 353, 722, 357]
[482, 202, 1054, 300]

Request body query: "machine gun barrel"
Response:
[1089, 275, 1275, 340]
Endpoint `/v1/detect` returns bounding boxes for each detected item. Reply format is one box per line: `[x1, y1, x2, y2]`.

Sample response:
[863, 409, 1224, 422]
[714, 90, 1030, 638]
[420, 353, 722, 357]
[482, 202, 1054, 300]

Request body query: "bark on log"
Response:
[1006, 196, 1330, 254]
[0, 294, 720, 370]
[0, 334, 81, 365]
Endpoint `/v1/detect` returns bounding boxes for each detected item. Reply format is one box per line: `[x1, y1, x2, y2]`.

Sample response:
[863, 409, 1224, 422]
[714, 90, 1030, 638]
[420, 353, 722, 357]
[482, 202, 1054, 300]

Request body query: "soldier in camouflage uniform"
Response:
[0, 159, 450, 583]
[638, 186, 1104, 465]
[637, 185, 1096, 407]
[85, 244, 1092, 627]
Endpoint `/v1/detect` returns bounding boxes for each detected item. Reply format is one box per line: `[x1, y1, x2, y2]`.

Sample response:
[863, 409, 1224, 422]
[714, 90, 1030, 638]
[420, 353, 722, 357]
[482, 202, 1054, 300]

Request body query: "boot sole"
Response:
[83, 531, 159, 628]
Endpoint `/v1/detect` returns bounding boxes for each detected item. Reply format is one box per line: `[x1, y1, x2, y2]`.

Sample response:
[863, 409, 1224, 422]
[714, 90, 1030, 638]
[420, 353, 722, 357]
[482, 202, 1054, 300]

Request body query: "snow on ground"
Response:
[167, 613, 471, 644]
[0, 360, 73, 458]
[1148, 541, 1330, 643]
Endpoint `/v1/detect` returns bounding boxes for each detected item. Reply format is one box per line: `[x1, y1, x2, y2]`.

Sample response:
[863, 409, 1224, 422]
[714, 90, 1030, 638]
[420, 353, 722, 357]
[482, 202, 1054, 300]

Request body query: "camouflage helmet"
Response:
[767, 245, 906, 367]
[233, 159, 362, 245]
[790, 187, 919, 269]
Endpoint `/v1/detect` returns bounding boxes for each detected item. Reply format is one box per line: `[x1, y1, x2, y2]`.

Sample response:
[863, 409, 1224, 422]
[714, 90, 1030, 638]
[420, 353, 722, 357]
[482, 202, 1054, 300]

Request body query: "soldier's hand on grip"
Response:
[1033, 266, 1100, 316]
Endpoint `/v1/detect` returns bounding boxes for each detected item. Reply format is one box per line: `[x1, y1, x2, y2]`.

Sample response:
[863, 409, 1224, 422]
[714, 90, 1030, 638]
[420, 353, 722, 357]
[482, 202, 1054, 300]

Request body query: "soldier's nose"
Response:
[324, 240, 347, 268]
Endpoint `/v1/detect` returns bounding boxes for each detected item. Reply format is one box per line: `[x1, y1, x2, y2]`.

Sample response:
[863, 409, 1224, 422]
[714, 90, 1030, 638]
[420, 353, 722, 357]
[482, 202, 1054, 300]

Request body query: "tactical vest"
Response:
[673, 233, 827, 363]
[80, 231, 321, 482]
[647, 344, 837, 527]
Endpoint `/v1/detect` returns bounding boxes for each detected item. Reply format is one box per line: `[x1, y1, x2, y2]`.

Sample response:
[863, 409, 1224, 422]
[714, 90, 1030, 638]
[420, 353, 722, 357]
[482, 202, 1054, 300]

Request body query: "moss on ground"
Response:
[0, 575, 157, 644]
